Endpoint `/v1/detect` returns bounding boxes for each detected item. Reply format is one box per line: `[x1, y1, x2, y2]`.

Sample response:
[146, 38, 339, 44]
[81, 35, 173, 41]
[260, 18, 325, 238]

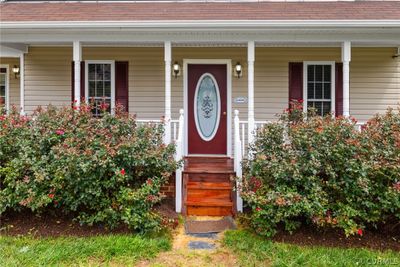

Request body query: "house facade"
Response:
[1, 0, 400, 215]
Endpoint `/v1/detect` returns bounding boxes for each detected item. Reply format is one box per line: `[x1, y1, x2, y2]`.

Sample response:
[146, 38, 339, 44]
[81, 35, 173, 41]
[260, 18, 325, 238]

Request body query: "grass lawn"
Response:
[223, 230, 400, 267]
[0, 234, 171, 266]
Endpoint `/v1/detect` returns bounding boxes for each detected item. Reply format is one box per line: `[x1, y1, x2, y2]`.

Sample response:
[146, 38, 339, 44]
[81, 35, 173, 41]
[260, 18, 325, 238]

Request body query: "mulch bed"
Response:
[272, 223, 400, 252]
[0, 198, 178, 238]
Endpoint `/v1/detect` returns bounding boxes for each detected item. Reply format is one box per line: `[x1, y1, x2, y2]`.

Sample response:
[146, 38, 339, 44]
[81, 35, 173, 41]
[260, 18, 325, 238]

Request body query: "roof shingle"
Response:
[0, 1, 400, 22]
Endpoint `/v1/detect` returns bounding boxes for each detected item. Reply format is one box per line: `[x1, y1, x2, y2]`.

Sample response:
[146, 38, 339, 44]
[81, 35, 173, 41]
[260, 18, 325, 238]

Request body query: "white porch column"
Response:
[19, 53, 25, 115]
[247, 41, 255, 145]
[164, 41, 172, 144]
[73, 41, 82, 106]
[342, 41, 351, 117]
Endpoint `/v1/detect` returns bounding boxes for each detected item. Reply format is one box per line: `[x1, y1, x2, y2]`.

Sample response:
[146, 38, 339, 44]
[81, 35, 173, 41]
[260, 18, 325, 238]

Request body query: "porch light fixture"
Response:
[172, 61, 181, 78]
[392, 47, 400, 59]
[12, 65, 20, 79]
[234, 62, 242, 78]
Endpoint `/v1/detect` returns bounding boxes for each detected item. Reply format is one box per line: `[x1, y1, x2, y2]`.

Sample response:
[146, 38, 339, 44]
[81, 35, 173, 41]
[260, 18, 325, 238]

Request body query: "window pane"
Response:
[307, 82, 314, 99]
[89, 64, 96, 80]
[104, 81, 111, 97]
[323, 83, 331, 99]
[314, 101, 322, 116]
[315, 83, 323, 99]
[95, 64, 103, 80]
[307, 65, 314, 82]
[104, 64, 111, 81]
[322, 102, 331, 116]
[0, 74, 5, 85]
[89, 81, 95, 97]
[96, 81, 103, 97]
[315, 65, 323, 81]
[0, 85, 5, 97]
[324, 65, 331, 82]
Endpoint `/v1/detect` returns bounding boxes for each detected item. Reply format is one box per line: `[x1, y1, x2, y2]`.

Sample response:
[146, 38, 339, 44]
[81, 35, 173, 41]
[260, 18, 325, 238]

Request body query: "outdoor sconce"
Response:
[12, 65, 20, 79]
[392, 47, 400, 59]
[234, 62, 242, 78]
[172, 61, 181, 78]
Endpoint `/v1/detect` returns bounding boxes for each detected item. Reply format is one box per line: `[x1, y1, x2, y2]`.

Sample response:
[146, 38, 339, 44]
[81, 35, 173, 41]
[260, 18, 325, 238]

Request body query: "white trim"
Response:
[84, 60, 116, 114]
[0, 65, 10, 112]
[183, 59, 232, 157]
[2, 20, 400, 29]
[303, 61, 336, 115]
[164, 41, 172, 144]
[19, 54, 24, 115]
[194, 73, 221, 142]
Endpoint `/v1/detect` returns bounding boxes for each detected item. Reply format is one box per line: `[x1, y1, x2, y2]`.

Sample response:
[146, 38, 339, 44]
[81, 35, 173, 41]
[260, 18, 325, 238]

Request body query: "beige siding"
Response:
[350, 48, 400, 121]
[21, 46, 399, 122]
[24, 47, 72, 113]
[0, 57, 20, 110]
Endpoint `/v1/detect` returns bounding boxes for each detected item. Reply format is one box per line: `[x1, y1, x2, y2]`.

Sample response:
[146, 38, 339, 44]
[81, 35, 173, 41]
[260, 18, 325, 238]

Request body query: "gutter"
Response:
[1, 20, 400, 30]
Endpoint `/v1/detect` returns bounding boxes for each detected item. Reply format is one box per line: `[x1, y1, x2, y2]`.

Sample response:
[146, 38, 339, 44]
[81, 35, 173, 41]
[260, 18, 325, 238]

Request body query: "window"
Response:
[0, 66, 9, 112]
[304, 62, 335, 116]
[86, 61, 115, 116]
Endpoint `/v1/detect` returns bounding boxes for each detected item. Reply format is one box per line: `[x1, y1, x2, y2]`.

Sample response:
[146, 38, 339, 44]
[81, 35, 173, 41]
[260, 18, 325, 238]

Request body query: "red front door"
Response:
[188, 64, 227, 155]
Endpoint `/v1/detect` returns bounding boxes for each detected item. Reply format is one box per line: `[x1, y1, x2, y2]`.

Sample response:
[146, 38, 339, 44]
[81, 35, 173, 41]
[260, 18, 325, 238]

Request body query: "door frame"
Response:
[183, 59, 232, 157]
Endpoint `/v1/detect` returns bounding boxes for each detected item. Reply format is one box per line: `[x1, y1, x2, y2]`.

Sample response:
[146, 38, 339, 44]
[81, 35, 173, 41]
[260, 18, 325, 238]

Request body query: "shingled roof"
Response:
[1, 1, 400, 22]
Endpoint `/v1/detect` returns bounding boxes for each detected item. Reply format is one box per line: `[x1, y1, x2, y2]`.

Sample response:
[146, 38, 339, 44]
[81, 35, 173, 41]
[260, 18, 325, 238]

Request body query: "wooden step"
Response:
[187, 181, 231, 190]
[185, 200, 233, 216]
[187, 172, 232, 183]
[187, 189, 231, 202]
[185, 200, 233, 207]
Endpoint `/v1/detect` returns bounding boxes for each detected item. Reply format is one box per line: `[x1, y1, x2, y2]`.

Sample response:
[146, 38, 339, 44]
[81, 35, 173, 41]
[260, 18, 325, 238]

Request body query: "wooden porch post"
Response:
[164, 41, 172, 144]
[73, 41, 82, 106]
[247, 41, 255, 145]
[342, 41, 351, 117]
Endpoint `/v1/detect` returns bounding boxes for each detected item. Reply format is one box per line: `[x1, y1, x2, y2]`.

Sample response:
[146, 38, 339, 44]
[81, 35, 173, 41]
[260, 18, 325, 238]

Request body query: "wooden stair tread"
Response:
[185, 200, 233, 207]
[183, 169, 235, 174]
[188, 181, 231, 189]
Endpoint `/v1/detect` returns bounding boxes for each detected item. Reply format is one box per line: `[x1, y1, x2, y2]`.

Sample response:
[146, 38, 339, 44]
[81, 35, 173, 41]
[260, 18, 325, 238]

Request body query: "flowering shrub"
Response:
[241, 104, 400, 237]
[0, 104, 178, 233]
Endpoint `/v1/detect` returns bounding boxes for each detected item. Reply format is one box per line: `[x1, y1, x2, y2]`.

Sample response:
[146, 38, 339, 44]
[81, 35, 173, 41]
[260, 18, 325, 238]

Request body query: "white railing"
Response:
[136, 119, 180, 143]
[174, 109, 184, 213]
[233, 110, 243, 212]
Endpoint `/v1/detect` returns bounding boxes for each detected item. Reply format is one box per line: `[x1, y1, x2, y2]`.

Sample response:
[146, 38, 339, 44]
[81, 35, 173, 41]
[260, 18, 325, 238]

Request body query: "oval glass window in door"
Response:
[194, 73, 221, 141]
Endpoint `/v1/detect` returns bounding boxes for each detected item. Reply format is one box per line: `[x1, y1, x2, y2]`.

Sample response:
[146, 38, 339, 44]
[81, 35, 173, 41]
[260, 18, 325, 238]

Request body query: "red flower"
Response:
[357, 228, 363, 236]
[256, 207, 262, 212]
[55, 129, 65, 135]
[120, 168, 126, 176]
[298, 99, 304, 104]
[146, 179, 153, 185]
[48, 193, 55, 199]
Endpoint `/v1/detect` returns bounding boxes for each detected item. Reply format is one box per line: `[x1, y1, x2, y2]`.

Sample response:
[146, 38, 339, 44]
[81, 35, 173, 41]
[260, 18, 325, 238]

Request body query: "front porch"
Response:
[1, 40, 399, 215]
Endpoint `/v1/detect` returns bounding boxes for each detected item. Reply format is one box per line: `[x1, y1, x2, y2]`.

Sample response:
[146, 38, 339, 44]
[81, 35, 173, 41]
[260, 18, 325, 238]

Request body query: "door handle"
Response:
[223, 111, 227, 115]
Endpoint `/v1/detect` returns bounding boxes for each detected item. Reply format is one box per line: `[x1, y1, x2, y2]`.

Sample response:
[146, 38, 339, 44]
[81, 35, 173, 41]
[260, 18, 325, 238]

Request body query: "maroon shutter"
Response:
[115, 61, 129, 112]
[335, 63, 343, 117]
[288, 62, 303, 107]
[71, 61, 85, 103]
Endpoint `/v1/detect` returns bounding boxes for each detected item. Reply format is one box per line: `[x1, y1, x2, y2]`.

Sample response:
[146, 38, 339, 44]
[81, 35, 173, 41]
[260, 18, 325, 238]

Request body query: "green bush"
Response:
[241, 103, 400, 237]
[0, 104, 178, 233]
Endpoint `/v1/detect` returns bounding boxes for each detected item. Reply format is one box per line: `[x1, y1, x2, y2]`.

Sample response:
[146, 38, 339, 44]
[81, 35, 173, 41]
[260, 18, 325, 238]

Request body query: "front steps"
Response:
[182, 157, 236, 216]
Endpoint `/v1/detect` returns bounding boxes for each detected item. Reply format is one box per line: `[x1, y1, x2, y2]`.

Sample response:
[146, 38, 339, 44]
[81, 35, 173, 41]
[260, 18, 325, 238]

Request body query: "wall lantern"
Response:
[12, 65, 20, 79]
[172, 61, 181, 78]
[234, 62, 242, 78]
[392, 47, 400, 59]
